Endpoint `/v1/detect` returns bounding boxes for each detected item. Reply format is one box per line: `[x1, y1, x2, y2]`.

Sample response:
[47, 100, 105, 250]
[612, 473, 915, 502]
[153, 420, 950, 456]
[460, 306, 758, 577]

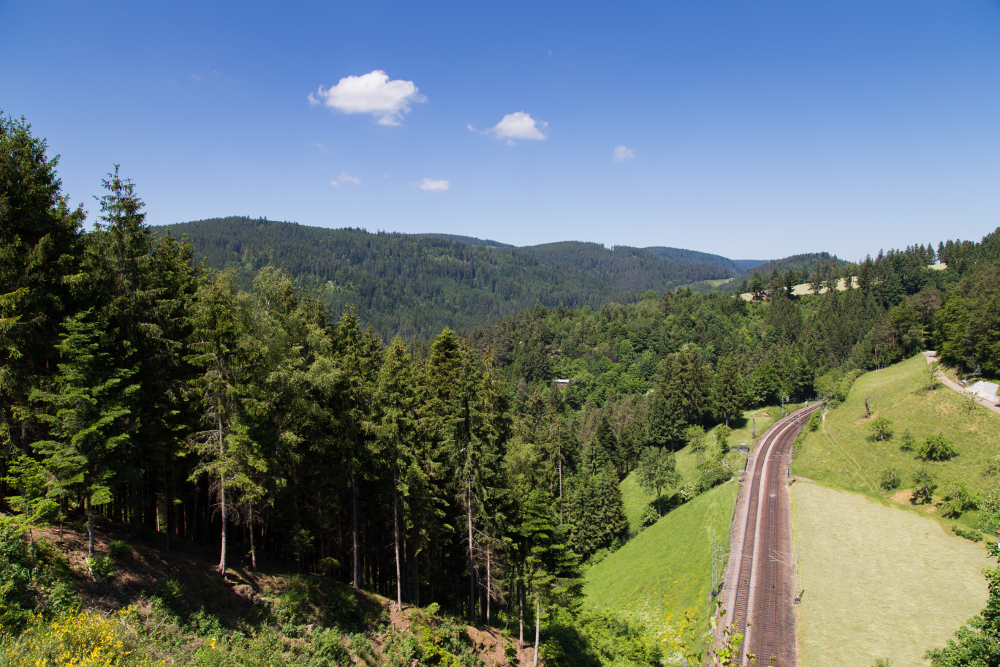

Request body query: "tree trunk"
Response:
[249, 516, 257, 570]
[558, 441, 563, 526]
[486, 547, 491, 626]
[534, 594, 541, 667]
[219, 417, 228, 577]
[164, 465, 170, 552]
[467, 477, 475, 625]
[519, 581, 524, 646]
[86, 496, 95, 558]
[352, 472, 360, 587]
[393, 457, 402, 611]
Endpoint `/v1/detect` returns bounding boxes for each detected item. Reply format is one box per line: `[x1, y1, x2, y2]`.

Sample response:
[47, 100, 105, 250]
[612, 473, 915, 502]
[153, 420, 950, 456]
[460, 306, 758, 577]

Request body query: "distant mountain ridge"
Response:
[155, 217, 734, 340]
[154, 216, 826, 340]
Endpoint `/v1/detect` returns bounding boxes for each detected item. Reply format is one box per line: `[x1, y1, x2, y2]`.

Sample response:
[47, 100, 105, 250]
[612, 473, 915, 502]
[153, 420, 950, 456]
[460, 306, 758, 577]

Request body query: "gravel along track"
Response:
[725, 403, 821, 666]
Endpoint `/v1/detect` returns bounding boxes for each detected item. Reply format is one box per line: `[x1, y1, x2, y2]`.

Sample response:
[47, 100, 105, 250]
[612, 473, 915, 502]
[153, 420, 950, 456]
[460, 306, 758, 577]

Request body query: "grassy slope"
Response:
[585, 482, 739, 629]
[792, 482, 989, 667]
[792, 354, 1000, 528]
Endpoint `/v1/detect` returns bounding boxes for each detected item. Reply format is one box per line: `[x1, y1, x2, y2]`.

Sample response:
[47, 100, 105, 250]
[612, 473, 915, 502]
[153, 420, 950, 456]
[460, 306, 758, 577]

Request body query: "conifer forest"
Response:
[5, 111, 1000, 665]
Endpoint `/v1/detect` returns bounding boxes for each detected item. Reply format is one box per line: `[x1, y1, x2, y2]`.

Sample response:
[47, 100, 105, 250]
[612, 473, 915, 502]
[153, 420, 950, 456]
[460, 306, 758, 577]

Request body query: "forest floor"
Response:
[16, 517, 525, 667]
[792, 482, 989, 667]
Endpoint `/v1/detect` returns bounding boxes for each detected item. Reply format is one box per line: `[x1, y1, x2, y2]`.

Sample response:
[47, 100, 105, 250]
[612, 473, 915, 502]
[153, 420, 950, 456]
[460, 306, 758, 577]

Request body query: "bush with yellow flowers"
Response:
[0, 606, 162, 667]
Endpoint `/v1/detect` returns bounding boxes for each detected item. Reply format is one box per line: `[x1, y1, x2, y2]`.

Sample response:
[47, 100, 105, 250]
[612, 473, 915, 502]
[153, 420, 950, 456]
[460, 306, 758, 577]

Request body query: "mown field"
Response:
[792, 482, 989, 667]
[792, 354, 1000, 528]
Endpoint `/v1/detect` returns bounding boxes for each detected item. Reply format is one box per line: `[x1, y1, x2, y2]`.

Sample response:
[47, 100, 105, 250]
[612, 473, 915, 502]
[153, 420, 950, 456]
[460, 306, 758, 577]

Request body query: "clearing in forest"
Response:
[792, 482, 988, 667]
[584, 481, 738, 634]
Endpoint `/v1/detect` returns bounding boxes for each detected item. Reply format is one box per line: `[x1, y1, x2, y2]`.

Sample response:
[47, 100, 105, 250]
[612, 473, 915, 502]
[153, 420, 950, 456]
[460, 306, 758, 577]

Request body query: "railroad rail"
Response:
[726, 402, 821, 666]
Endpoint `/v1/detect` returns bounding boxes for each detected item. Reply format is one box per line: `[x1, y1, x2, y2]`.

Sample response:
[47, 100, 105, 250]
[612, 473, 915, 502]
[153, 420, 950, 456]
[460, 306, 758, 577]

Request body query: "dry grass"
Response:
[792, 482, 989, 667]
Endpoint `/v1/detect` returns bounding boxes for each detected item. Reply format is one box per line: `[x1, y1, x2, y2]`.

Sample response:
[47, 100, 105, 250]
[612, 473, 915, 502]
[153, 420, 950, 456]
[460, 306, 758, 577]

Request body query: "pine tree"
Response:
[712, 354, 746, 427]
[31, 310, 137, 557]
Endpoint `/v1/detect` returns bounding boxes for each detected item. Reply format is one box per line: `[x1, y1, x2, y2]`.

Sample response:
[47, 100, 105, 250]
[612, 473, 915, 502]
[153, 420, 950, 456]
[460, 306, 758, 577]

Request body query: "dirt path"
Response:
[923, 350, 1000, 416]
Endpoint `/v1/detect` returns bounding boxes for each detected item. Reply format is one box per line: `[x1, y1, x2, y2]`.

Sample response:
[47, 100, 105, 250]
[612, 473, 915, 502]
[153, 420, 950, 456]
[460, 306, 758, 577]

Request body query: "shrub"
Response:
[878, 468, 901, 492]
[983, 456, 1000, 477]
[697, 463, 732, 493]
[952, 525, 983, 542]
[0, 607, 159, 667]
[918, 433, 958, 461]
[504, 639, 518, 663]
[942, 483, 980, 518]
[152, 575, 187, 616]
[807, 412, 821, 432]
[87, 554, 117, 581]
[868, 417, 894, 441]
[899, 430, 916, 452]
[108, 539, 131, 561]
[678, 483, 698, 502]
[638, 505, 658, 530]
[912, 468, 937, 505]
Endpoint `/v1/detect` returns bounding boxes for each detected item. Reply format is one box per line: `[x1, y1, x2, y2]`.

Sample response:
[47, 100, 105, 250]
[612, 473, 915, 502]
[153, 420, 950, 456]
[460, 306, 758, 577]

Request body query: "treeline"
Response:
[0, 117, 656, 657]
[154, 218, 733, 341]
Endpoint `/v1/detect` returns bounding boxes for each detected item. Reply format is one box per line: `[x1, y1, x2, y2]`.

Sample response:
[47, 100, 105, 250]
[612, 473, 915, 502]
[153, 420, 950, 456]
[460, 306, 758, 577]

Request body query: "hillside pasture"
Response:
[793, 482, 989, 667]
[792, 354, 1000, 527]
[585, 482, 739, 638]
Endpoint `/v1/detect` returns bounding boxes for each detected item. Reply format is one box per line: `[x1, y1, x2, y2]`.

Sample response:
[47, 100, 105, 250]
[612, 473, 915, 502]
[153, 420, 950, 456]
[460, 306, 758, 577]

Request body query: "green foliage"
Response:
[899, 430, 916, 452]
[87, 554, 117, 581]
[951, 525, 983, 542]
[918, 433, 958, 461]
[926, 565, 1000, 666]
[638, 505, 659, 530]
[807, 412, 821, 432]
[155, 218, 733, 342]
[878, 467, 901, 492]
[635, 446, 680, 512]
[942, 483, 979, 518]
[0, 526, 77, 632]
[979, 487, 1000, 533]
[108, 540, 131, 561]
[868, 417, 894, 441]
[912, 468, 937, 505]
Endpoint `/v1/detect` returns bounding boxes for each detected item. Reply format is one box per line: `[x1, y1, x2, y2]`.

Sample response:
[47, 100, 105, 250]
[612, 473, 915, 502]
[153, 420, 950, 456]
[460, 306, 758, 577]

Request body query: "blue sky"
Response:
[2, 1, 999, 260]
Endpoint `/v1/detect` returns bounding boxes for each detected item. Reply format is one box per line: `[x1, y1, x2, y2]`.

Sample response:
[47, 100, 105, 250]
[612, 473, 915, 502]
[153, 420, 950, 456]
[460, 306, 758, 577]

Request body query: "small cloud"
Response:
[191, 70, 221, 82]
[416, 178, 449, 192]
[314, 143, 330, 153]
[613, 145, 636, 162]
[482, 112, 548, 143]
[330, 171, 362, 188]
[308, 70, 426, 126]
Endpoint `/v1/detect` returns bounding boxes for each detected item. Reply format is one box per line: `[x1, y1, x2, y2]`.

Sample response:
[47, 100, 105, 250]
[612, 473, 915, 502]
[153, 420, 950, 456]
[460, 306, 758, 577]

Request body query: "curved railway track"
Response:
[727, 403, 821, 666]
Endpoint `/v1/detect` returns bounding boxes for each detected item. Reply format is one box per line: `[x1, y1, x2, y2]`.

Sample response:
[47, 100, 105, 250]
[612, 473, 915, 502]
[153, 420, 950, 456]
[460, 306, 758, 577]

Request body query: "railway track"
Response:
[728, 403, 821, 666]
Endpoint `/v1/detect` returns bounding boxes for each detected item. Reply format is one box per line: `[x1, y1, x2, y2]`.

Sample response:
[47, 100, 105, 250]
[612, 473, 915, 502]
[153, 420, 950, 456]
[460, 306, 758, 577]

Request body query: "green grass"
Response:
[622, 404, 803, 537]
[792, 482, 989, 667]
[792, 354, 1000, 527]
[584, 481, 739, 631]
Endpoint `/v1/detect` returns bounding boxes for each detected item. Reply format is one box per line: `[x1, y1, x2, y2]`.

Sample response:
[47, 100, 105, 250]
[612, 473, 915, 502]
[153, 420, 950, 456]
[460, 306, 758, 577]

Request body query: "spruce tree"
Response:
[31, 310, 137, 557]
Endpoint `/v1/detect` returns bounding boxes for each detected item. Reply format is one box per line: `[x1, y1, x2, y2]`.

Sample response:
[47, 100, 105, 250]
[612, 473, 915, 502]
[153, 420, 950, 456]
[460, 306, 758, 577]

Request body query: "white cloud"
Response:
[486, 112, 548, 143]
[308, 70, 426, 126]
[613, 145, 636, 162]
[330, 171, 362, 188]
[416, 178, 449, 192]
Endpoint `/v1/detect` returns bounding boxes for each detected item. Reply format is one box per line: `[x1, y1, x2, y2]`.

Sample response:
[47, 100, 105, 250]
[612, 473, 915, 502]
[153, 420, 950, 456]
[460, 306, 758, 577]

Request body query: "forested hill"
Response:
[153, 216, 736, 341]
[644, 245, 756, 275]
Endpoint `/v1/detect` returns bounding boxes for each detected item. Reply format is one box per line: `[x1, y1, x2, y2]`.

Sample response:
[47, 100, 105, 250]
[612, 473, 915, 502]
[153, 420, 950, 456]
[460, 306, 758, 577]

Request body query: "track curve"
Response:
[724, 403, 821, 666]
